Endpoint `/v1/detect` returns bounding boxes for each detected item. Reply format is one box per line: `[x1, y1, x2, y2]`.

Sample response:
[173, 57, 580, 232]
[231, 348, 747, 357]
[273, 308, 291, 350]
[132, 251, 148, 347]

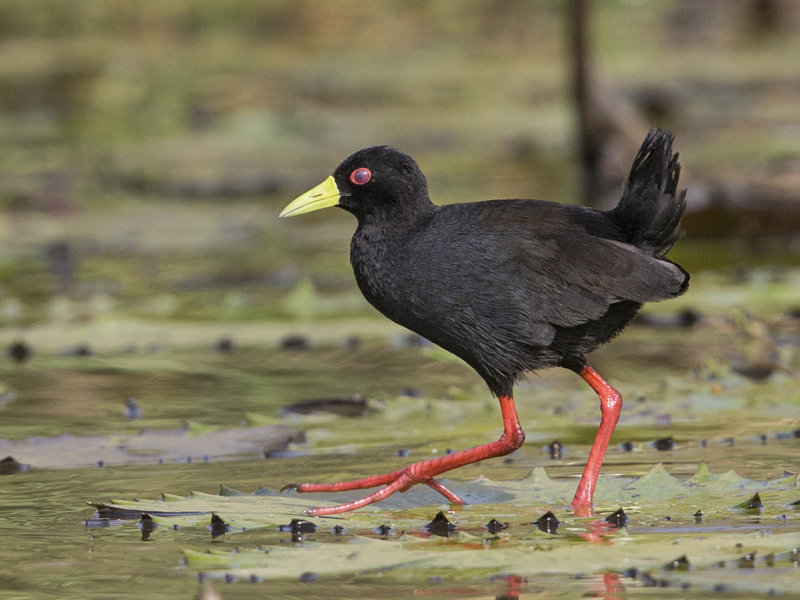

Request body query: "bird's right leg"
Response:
[569, 364, 622, 516]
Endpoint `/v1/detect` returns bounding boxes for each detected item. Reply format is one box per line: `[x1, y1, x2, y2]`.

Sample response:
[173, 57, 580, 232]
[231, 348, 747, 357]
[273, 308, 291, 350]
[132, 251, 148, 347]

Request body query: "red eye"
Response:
[350, 167, 372, 185]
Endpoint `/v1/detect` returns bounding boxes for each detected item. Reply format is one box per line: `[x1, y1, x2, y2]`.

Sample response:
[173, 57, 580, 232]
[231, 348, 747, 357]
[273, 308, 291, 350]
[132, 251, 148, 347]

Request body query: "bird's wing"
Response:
[412, 202, 684, 333]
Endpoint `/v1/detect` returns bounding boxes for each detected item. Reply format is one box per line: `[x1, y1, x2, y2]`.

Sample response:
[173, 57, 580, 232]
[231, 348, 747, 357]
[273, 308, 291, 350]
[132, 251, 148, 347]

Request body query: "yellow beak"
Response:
[279, 176, 341, 218]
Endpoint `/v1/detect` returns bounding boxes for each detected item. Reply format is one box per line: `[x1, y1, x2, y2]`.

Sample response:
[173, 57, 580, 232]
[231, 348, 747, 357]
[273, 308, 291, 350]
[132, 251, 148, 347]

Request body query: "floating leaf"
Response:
[1, 425, 303, 469]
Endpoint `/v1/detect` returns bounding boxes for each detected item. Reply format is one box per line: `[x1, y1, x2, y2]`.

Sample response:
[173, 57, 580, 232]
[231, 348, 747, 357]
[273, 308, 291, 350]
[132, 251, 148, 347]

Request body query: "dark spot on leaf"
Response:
[343, 336, 361, 350]
[124, 397, 141, 419]
[620, 441, 634, 452]
[546, 440, 562, 459]
[71, 344, 93, 356]
[397, 448, 410, 457]
[138, 513, 156, 541]
[214, 337, 237, 353]
[8, 340, 32, 363]
[424, 511, 456, 537]
[374, 524, 393, 536]
[400, 387, 423, 397]
[485, 518, 507, 534]
[653, 437, 674, 451]
[278, 518, 316, 534]
[0, 456, 27, 474]
[733, 362, 775, 381]
[605, 508, 629, 528]
[694, 509, 703, 522]
[664, 554, 690, 571]
[279, 335, 311, 351]
[281, 394, 369, 417]
[209, 513, 231, 538]
[533, 510, 560, 534]
[298, 571, 318, 582]
[332, 525, 345, 535]
[737, 551, 757, 568]
[678, 308, 701, 326]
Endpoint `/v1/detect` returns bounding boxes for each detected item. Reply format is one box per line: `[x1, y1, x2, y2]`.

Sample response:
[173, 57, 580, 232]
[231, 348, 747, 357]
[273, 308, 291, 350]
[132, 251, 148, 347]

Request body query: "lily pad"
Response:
[0, 424, 303, 469]
[88, 463, 800, 592]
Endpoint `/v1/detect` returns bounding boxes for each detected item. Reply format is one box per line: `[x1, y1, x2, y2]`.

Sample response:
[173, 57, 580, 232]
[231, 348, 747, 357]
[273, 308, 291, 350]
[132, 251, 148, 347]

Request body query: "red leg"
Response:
[283, 395, 525, 516]
[569, 365, 622, 516]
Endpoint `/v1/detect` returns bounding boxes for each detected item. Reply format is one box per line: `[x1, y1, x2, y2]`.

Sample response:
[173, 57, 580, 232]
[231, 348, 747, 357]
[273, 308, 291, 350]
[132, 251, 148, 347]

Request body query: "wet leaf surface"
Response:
[81, 464, 800, 592]
[0, 424, 303, 469]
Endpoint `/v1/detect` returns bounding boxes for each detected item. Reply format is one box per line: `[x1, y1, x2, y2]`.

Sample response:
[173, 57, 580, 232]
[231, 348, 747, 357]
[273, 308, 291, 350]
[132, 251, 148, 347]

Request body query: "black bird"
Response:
[280, 128, 688, 516]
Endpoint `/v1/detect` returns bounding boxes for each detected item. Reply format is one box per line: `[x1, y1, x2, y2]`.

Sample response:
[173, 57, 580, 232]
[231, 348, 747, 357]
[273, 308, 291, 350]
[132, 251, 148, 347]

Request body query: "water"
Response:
[1, 314, 798, 598]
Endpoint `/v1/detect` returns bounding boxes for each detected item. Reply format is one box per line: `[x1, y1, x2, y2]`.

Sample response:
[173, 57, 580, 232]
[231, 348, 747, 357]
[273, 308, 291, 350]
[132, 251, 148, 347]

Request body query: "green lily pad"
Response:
[89, 463, 800, 592]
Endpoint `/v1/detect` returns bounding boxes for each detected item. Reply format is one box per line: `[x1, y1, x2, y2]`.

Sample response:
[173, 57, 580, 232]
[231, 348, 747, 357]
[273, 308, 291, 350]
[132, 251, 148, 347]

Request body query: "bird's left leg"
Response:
[282, 394, 525, 516]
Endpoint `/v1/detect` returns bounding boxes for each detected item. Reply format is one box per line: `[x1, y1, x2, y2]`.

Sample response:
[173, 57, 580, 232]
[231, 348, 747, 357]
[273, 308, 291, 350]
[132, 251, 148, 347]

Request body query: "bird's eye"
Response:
[350, 168, 372, 185]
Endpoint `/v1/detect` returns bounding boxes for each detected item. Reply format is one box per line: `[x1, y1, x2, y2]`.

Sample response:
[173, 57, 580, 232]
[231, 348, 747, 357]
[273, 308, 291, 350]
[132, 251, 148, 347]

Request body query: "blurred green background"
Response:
[1, 0, 798, 344]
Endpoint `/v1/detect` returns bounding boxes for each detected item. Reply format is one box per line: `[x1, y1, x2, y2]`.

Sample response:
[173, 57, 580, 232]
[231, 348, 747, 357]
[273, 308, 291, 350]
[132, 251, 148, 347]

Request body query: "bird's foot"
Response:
[281, 464, 466, 516]
[281, 395, 523, 515]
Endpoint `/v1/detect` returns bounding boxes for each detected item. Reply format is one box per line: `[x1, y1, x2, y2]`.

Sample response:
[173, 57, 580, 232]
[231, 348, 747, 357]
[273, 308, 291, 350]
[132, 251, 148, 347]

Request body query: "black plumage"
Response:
[279, 127, 688, 516]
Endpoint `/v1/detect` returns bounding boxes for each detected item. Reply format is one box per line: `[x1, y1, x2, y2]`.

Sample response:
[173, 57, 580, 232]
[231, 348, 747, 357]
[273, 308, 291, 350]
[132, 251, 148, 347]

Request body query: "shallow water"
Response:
[1, 306, 798, 599]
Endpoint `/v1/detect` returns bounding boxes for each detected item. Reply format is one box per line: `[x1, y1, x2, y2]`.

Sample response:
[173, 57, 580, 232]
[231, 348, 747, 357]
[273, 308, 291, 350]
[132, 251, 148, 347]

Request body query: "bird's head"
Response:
[280, 146, 432, 223]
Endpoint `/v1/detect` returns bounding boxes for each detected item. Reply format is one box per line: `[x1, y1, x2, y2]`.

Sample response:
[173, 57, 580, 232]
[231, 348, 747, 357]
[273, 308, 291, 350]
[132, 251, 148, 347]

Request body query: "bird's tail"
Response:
[610, 128, 686, 256]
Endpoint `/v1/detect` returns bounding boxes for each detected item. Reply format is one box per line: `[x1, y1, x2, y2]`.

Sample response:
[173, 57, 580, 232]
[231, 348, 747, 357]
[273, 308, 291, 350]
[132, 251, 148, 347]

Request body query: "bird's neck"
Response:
[349, 199, 436, 305]
[349, 219, 402, 305]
